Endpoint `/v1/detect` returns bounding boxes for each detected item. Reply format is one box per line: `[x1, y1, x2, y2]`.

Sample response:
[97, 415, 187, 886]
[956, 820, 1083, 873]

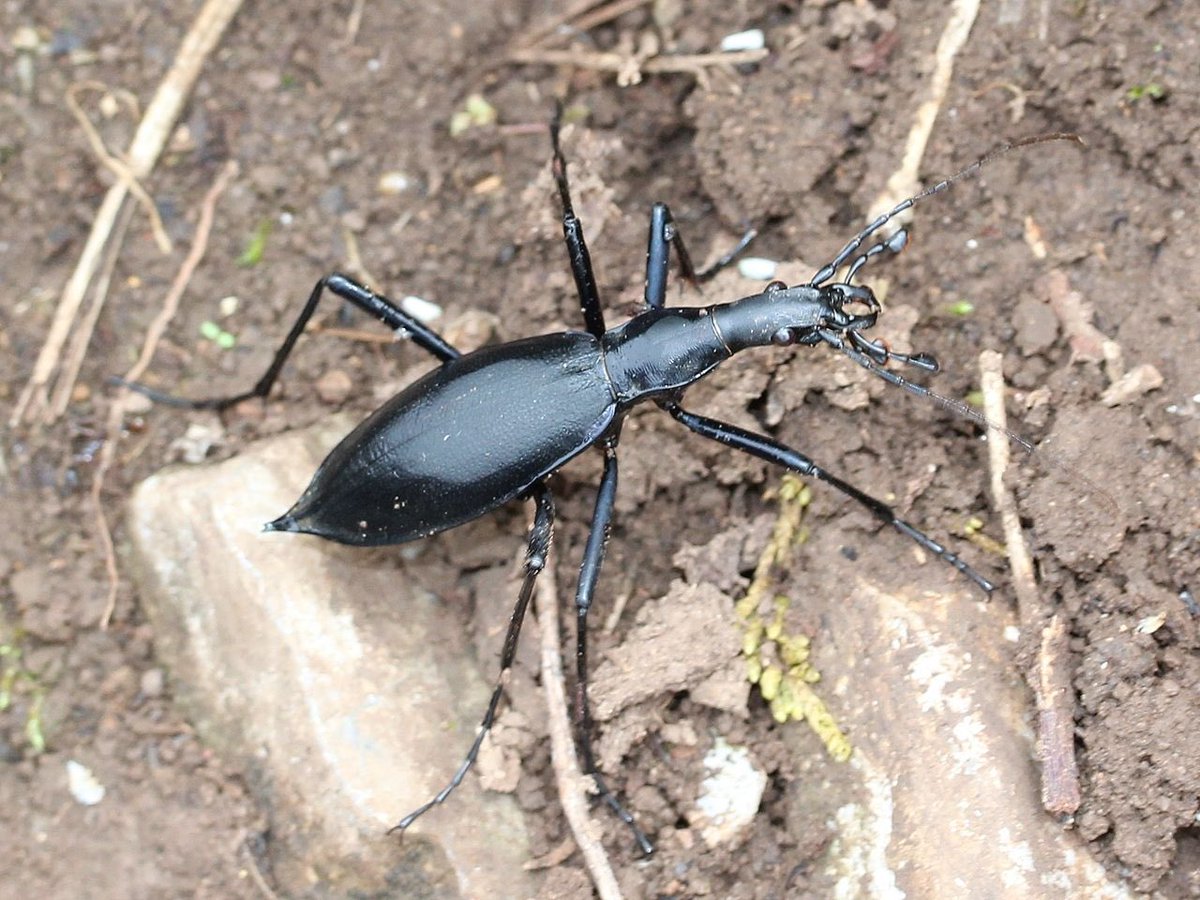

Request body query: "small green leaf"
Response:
[1126, 82, 1166, 102]
[237, 220, 272, 267]
[25, 694, 45, 754]
[200, 321, 237, 349]
[946, 300, 975, 316]
[449, 94, 497, 136]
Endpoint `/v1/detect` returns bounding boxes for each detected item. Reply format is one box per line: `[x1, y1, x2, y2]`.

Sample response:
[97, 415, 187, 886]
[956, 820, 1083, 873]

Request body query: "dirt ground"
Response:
[2, 0, 1198, 898]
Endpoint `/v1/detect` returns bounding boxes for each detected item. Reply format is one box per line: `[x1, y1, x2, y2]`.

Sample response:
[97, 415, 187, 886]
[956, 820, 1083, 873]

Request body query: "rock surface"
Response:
[126, 416, 536, 899]
[799, 577, 1134, 899]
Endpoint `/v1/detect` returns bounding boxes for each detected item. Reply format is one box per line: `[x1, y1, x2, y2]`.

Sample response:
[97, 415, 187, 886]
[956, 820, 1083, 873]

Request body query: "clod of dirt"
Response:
[314, 368, 353, 404]
[1022, 406, 1139, 570]
[590, 581, 744, 723]
[1101, 363, 1164, 407]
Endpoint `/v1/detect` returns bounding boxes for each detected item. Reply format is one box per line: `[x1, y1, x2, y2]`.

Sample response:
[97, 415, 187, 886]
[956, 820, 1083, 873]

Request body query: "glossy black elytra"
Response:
[124, 115, 1080, 854]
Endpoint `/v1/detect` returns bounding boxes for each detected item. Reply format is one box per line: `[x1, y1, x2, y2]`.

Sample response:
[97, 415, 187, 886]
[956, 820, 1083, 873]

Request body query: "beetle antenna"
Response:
[821, 327, 1036, 454]
[907, 132, 1084, 210]
[811, 132, 1083, 288]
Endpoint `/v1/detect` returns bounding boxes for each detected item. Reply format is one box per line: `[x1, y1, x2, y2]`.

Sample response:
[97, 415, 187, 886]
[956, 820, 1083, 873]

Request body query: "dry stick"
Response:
[867, 0, 980, 220]
[66, 199, 138, 400]
[239, 836, 281, 900]
[536, 552, 623, 900]
[92, 160, 239, 631]
[979, 350, 1081, 816]
[11, 0, 244, 428]
[65, 81, 173, 255]
[345, 0, 367, 43]
[563, 0, 655, 39]
[516, 0, 621, 49]
[979, 351, 1039, 622]
[509, 47, 768, 75]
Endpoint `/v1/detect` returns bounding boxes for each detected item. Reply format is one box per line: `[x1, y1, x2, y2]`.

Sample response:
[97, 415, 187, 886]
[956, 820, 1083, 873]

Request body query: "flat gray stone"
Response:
[126, 416, 536, 898]
[803, 578, 1134, 899]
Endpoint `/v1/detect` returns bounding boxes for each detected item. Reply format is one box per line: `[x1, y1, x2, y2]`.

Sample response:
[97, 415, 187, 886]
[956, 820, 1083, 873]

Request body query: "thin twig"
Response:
[53, 202, 137, 417]
[345, 0, 367, 43]
[516, 0, 617, 49]
[65, 81, 173, 254]
[11, 0, 244, 428]
[92, 160, 238, 630]
[564, 0, 655, 39]
[979, 351, 1038, 622]
[509, 46, 768, 76]
[867, 0, 980, 220]
[537, 552, 623, 900]
[239, 836, 281, 900]
[1036, 613, 1082, 815]
[979, 350, 1080, 816]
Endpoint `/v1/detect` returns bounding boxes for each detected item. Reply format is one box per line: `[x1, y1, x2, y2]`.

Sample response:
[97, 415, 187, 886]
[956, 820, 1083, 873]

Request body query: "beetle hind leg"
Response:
[116, 273, 461, 411]
[389, 483, 555, 835]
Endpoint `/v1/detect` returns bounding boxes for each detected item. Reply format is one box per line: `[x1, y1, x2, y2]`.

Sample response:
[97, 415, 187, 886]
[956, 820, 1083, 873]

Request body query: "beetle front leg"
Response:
[117, 273, 460, 411]
[663, 401, 995, 594]
[390, 482, 555, 835]
[644, 202, 756, 310]
[550, 108, 606, 338]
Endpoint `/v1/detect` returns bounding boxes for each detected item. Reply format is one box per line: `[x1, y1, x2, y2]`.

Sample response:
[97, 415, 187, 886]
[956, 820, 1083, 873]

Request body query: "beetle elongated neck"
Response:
[710, 285, 833, 354]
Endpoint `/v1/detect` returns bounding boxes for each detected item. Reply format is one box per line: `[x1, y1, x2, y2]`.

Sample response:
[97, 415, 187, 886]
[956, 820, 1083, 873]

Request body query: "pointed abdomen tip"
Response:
[263, 513, 299, 533]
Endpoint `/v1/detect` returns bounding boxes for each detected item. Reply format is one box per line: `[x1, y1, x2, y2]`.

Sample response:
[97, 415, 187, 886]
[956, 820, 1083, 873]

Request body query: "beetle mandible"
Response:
[126, 112, 1080, 854]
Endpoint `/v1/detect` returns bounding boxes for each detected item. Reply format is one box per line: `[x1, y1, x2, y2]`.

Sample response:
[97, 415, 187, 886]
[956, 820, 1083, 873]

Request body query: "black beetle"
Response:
[125, 114, 1079, 853]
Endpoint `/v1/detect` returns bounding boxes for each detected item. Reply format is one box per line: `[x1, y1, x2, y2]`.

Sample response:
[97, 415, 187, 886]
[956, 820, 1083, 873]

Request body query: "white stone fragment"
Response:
[66, 760, 106, 806]
[694, 737, 767, 848]
[400, 294, 443, 324]
[720, 29, 765, 52]
[737, 256, 779, 281]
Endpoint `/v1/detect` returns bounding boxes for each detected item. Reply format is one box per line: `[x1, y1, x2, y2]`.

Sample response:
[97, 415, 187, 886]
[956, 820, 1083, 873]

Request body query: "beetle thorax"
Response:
[601, 307, 732, 404]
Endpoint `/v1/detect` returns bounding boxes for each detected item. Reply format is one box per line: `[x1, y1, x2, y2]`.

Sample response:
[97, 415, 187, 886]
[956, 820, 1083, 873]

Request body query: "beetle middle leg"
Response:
[571, 436, 655, 855]
[117, 273, 459, 410]
[662, 401, 995, 593]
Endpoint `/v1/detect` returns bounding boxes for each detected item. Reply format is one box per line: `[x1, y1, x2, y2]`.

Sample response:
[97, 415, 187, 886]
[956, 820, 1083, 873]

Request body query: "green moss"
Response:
[738, 475, 851, 761]
[0, 625, 47, 755]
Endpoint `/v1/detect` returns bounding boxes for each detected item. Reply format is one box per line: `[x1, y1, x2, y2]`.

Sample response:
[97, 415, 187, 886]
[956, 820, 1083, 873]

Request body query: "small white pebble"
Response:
[1003, 625, 1021, 643]
[67, 760, 106, 806]
[965, 238, 979, 250]
[720, 29, 765, 52]
[400, 294, 443, 324]
[694, 737, 767, 848]
[737, 257, 779, 281]
[11, 26, 41, 51]
[378, 171, 411, 195]
[218, 295, 240, 318]
[1135, 612, 1166, 635]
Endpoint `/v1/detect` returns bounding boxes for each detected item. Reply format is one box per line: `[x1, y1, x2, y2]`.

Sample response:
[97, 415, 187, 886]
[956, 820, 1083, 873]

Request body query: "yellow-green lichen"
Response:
[739, 475, 851, 762]
[0, 625, 47, 755]
[962, 515, 1007, 557]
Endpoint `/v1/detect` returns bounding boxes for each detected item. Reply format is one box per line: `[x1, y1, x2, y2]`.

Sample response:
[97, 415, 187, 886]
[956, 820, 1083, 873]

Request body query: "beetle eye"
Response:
[765, 280, 788, 294]
[771, 327, 794, 346]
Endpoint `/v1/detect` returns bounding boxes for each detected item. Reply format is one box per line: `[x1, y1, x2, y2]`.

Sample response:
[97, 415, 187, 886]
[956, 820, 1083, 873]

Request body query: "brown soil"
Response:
[2, 1, 1197, 897]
